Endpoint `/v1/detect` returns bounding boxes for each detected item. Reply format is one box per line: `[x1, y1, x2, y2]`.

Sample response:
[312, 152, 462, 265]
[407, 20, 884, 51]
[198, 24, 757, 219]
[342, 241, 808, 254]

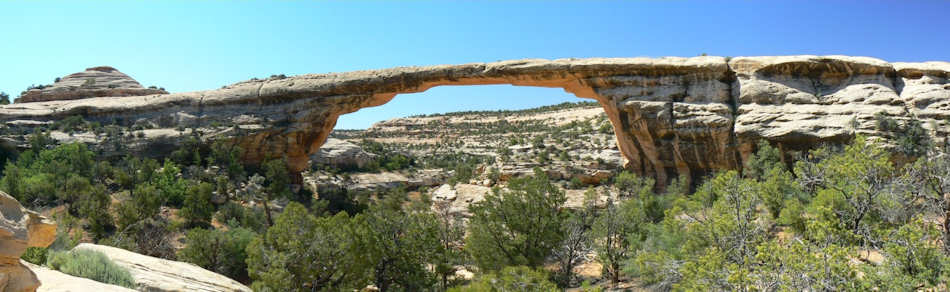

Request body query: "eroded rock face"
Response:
[731, 56, 950, 162]
[15, 66, 167, 103]
[1, 56, 948, 185]
[0, 192, 56, 292]
[72, 243, 250, 292]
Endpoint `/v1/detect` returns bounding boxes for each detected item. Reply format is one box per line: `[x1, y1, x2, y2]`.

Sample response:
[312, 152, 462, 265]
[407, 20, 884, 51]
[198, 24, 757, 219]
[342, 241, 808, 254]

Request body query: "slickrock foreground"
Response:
[0, 192, 55, 292]
[1, 56, 948, 184]
[72, 244, 251, 292]
[25, 262, 135, 292]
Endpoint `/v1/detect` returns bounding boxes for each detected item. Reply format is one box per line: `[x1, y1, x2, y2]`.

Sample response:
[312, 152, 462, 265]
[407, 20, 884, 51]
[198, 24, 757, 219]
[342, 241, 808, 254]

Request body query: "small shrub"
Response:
[449, 266, 557, 292]
[598, 121, 613, 134]
[569, 177, 584, 189]
[215, 202, 267, 232]
[180, 182, 215, 226]
[875, 112, 931, 158]
[21, 247, 48, 265]
[47, 249, 135, 288]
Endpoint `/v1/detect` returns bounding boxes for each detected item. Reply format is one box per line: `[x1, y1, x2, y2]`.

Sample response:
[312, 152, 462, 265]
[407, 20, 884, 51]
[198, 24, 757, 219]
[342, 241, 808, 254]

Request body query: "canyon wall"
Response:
[1, 56, 948, 184]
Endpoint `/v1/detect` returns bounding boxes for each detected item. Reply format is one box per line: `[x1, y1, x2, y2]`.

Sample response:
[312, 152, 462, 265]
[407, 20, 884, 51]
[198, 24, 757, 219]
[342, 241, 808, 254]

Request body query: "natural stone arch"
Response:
[320, 77, 638, 178]
[273, 68, 637, 179]
[3, 56, 948, 186]
[236, 57, 738, 185]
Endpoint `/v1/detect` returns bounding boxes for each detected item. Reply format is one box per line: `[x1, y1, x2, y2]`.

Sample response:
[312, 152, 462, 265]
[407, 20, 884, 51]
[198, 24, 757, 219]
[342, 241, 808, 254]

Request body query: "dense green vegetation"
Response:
[179, 226, 256, 281]
[0, 129, 299, 284]
[257, 134, 950, 290]
[466, 169, 566, 272]
[3, 103, 950, 291]
[252, 133, 950, 290]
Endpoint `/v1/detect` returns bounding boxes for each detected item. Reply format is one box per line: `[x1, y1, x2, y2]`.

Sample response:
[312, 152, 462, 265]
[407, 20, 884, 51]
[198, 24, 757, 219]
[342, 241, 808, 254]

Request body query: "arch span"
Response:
[238, 57, 738, 185]
[5, 56, 936, 185]
[0, 57, 740, 185]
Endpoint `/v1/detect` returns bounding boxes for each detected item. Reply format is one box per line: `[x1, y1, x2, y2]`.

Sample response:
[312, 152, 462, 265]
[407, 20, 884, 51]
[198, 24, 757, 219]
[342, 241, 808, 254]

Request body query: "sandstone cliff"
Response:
[1, 56, 948, 184]
[15, 66, 167, 103]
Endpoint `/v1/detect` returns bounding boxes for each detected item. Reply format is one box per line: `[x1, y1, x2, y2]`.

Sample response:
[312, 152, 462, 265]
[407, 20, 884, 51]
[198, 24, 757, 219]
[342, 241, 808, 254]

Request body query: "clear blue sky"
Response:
[2, 1, 949, 129]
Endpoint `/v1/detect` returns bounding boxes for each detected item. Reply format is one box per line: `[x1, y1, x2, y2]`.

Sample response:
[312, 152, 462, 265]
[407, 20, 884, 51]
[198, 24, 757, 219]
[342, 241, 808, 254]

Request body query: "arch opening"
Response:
[315, 83, 630, 192]
[335, 85, 593, 130]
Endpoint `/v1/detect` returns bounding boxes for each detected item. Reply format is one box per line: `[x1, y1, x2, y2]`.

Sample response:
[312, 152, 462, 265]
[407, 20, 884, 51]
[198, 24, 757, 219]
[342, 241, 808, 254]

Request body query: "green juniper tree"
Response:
[180, 182, 215, 226]
[432, 199, 467, 291]
[260, 158, 292, 227]
[246, 202, 369, 291]
[178, 226, 255, 281]
[465, 168, 566, 272]
[357, 192, 441, 292]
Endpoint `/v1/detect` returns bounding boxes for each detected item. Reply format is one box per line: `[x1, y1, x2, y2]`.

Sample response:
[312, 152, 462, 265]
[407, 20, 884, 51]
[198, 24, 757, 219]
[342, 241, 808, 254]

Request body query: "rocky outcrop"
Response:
[0, 192, 56, 292]
[1, 56, 948, 185]
[431, 184, 492, 216]
[306, 168, 449, 198]
[15, 66, 167, 103]
[310, 138, 377, 169]
[72, 244, 250, 292]
[24, 262, 135, 292]
[431, 183, 612, 216]
[496, 163, 615, 185]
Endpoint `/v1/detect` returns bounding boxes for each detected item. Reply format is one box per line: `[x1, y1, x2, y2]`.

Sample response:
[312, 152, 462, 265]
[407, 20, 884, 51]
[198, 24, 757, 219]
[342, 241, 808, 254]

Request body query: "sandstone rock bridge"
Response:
[1, 56, 949, 184]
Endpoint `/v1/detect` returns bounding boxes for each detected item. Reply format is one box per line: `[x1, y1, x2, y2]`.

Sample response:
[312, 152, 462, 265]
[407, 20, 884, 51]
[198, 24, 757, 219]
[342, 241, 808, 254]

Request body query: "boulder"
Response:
[347, 172, 409, 192]
[431, 184, 457, 201]
[0, 191, 55, 292]
[310, 138, 377, 170]
[497, 162, 615, 185]
[430, 184, 491, 217]
[407, 169, 450, 189]
[573, 168, 614, 185]
[588, 149, 624, 168]
[71, 244, 250, 292]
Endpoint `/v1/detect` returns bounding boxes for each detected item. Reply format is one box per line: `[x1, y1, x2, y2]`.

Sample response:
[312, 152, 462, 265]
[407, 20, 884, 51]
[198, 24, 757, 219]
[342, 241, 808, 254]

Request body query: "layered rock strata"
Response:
[1, 56, 948, 184]
[15, 66, 167, 103]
